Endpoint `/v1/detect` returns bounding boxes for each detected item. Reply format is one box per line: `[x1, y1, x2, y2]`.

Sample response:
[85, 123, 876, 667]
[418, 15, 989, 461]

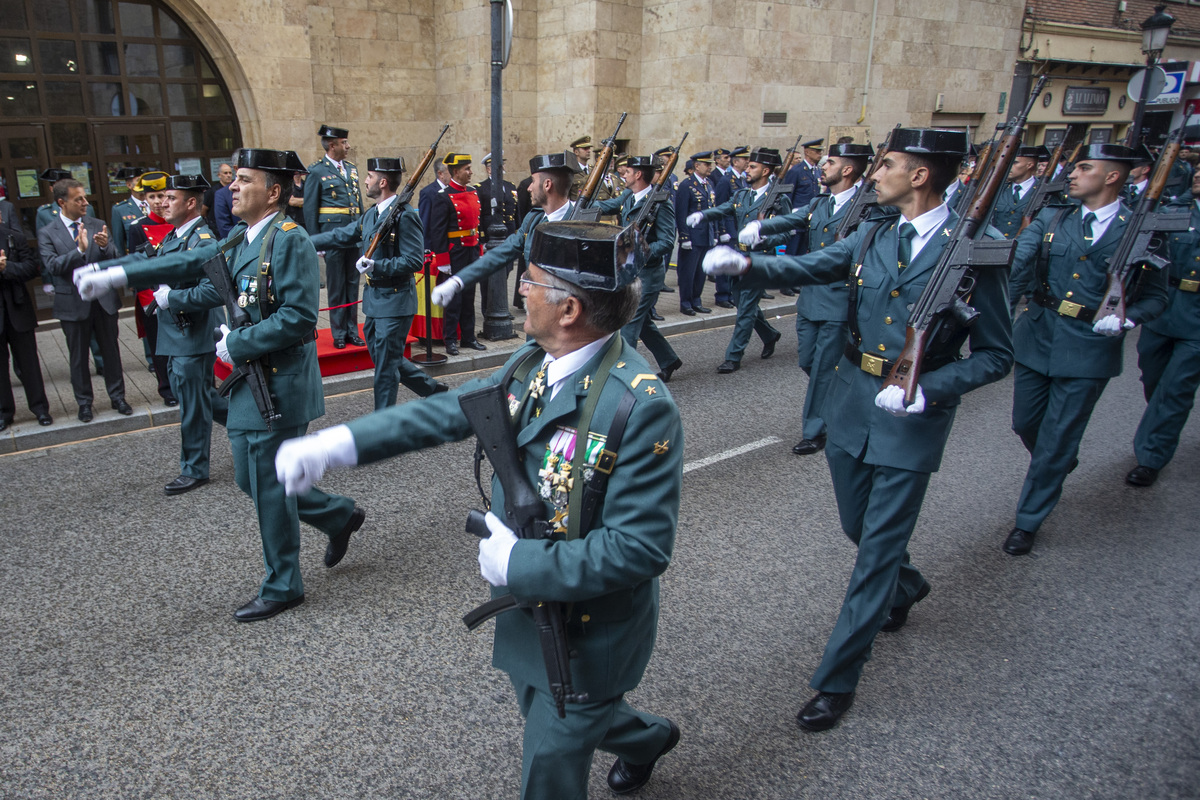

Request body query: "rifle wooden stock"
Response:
[571, 112, 627, 220]
[836, 124, 900, 240]
[757, 132, 804, 221]
[364, 123, 449, 258]
[630, 132, 688, 235]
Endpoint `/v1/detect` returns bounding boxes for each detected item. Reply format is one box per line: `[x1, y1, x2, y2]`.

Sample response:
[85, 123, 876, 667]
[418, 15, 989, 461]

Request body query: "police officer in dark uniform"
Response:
[0, 212, 52, 429]
[674, 151, 718, 315]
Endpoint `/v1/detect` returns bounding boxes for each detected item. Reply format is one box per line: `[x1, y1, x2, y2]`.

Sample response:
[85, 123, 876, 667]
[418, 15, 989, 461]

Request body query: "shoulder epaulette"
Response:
[280, 221, 298, 232]
[197, 232, 212, 239]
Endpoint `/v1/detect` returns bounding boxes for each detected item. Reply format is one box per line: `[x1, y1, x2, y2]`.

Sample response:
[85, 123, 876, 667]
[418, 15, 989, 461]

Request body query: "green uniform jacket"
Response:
[152, 222, 223, 356]
[347, 339, 683, 700]
[453, 203, 575, 290]
[103, 217, 326, 430]
[1144, 199, 1200, 341]
[744, 212, 1014, 472]
[698, 186, 791, 253]
[110, 197, 143, 255]
[595, 189, 675, 270]
[990, 182, 1035, 239]
[303, 156, 362, 233]
[310, 200, 424, 319]
[1009, 202, 1169, 378]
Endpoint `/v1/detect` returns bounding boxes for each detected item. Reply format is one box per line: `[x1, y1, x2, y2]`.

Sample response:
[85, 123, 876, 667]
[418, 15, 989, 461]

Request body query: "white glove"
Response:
[42, 283, 53, 295]
[274, 424, 359, 496]
[215, 323, 232, 365]
[739, 221, 763, 247]
[431, 275, 463, 307]
[76, 267, 127, 301]
[1124, 317, 1137, 330]
[355, 255, 375, 275]
[678, 240, 692, 250]
[686, 212, 705, 228]
[718, 233, 731, 243]
[702, 245, 749, 277]
[875, 384, 926, 417]
[1092, 314, 1125, 336]
[72, 263, 98, 288]
[478, 511, 519, 587]
[153, 284, 171, 310]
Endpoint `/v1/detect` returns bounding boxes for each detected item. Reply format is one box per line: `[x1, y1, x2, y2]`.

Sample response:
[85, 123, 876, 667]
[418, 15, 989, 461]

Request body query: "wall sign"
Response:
[1063, 86, 1110, 116]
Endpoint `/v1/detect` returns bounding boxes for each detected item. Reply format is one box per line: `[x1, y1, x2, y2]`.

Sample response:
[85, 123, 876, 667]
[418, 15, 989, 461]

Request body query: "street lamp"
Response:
[1128, 4, 1175, 146]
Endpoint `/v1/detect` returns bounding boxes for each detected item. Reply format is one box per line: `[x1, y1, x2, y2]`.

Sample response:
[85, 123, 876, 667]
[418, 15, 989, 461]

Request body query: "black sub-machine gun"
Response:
[630, 132, 688, 234]
[200, 250, 281, 429]
[571, 112, 627, 222]
[364, 124, 449, 259]
[836, 124, 899, 240]
[457, 382, 587, 719]
[1096, 123, 1191, 323]
[883, 74, 1049, 405]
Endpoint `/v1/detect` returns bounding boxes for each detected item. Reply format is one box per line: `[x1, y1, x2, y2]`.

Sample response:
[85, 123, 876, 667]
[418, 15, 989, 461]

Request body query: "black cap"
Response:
[802, 139, 825, 150]
[165, 174, 211, 192]
[653, 146, 674, 157]
[528, 221, 642, 291]
[367, 157, 405, 173]
[623, 155, 656, 168]
[1076, 143, 1137, 164]
[529, 153, 580, 174]
[890, 128, 968, 156]
[1017, 145, 1051, 160]
[828, 143, 874, 159]
[1133, 145, 1155, 166]
[713, 148, 730, 157]
[115, 166, 146, 180]
[748, 147, 783, 168]
[238, 149, 308, 173]
[40, 168, 73, 183]
[318, 124, 349, 139]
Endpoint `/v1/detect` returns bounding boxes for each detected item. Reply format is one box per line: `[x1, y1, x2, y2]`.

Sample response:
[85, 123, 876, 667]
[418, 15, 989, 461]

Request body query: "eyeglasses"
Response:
[519, 277, 561, 292]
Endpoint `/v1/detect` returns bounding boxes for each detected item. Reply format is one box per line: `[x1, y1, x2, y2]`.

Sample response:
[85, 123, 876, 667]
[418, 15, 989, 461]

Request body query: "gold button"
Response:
[1065, 291, 1073, 298]
[885, 316, 893, 324]
[858, 278, 864, 285]
[1072, 273, 1080, 279]
[1079, 256, 1087, 261]
[877, 344, 886, 352]
[272, 367, 278, 373]
[890, 290, 900, 297]
[581, 614, 591, 622]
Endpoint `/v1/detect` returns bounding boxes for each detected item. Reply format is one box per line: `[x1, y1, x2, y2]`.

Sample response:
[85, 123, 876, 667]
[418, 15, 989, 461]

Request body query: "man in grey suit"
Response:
[36, 179, 130, 422]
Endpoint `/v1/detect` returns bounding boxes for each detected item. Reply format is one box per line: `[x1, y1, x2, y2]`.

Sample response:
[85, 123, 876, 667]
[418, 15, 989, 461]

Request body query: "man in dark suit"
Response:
[418, 161, 450, 247]
[0, 211, 52, 429]
[673, 151, 718, 315]
[37, 179, 128, 422]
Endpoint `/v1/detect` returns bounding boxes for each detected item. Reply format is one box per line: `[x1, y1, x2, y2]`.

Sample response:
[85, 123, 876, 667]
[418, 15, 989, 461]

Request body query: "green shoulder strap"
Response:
[564, 334, 625, 541]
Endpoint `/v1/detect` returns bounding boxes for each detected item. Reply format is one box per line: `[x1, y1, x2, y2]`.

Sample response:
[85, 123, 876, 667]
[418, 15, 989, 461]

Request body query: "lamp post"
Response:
[1127, 4, 1175, 147]
[481, 0, 515, 340]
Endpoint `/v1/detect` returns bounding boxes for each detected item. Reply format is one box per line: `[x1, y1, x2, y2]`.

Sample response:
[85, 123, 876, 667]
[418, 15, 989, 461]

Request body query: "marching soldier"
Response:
[304, 124, 365, 349]
[703, 128, 1013, 732]
[275, 220, 684, 800]
[1123, 146, 1153, 206]
[1128, 169, 1200, 487]
[688, 147, 790, 373]
[310, 157, 447, 409]
[990, 145, 1046, 238]
[427, 153, 487, 355]
[674, 151, 718, 315]
[1004, 144, 1168, 556]
[76, 149, 366, 622]
[742, 142, 875, 454]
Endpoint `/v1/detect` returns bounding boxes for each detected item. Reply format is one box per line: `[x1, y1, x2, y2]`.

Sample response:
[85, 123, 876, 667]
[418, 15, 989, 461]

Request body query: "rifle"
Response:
[200, 250, 282, 429]
[629, 132, 688, 234]
[883, 74, 1049, 405]
[837, 124, 900, 240]
[364, 124, 449, 259]
[1018, 124, 1086, 233]
[571, 112, 627, 222]
[1095, 123, 1192, 323]
[757, 132, 805, 221]
[457, 382, 587, 719]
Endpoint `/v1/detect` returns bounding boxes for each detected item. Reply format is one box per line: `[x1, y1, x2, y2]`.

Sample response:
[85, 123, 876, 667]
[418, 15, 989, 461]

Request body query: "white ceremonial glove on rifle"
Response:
[275, 425, 358, 497]
[431, 275, 463, 307]
[355, 255, 375, 275]
[215, 324, 232, 365]
[75, 266, 127, 301]
[702, 246, 749, 277]
[1092, 314, 1136, 336]
[739, 221, 763, 247]
[718, 233, 731, 243]
[478, 511, 518, 587]
[153, 284, 172, 310]
[875, 384, 926, 417]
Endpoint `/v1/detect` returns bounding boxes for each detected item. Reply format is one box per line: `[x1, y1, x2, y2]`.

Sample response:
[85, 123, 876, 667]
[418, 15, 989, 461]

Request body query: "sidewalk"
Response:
[0, 273, 798, 454]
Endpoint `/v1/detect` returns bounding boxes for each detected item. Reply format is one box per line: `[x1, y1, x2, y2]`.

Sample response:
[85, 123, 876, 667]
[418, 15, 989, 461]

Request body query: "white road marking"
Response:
[683, 436, 783, 474]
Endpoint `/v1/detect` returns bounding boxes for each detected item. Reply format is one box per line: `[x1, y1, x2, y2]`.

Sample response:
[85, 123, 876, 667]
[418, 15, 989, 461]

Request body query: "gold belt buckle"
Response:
[1178, 279, 1200, 292]
[860, 352, 885, 376]
[1057, 300, 1083, 318]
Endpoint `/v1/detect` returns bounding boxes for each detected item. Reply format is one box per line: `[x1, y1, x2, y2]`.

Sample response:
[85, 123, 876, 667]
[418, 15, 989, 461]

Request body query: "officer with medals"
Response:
[303, 124, 365, 349]
[125, 171, 179, 405]
[75, 149, 366, 622]
[703, 128, 1014, 732]
[990, 145, 1046, 239]
[674, 151, 718, 315]
[689, 147, 790, 373]
[309, 156, 447, 409]
[428, 153, 488, 355]
[1004, 144, 1169, 555]
[741, 142, 875, 454]
[110, 166, 149, 257]
[709, 146, 749, 307]
[275, 220, 683, 800]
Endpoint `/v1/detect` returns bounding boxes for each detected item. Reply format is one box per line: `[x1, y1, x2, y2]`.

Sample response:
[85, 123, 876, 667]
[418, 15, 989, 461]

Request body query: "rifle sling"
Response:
[846, 218, 891, 348]
[565, 334, 625, 542]
[473, 346, 546, 509]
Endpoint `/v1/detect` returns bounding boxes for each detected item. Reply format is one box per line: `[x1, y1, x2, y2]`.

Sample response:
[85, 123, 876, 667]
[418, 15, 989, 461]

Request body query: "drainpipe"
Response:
[858, 0, 880, 124]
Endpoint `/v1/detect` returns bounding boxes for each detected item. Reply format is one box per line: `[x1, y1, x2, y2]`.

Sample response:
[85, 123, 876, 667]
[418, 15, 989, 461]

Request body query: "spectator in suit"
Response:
[0, 209, 52, 429]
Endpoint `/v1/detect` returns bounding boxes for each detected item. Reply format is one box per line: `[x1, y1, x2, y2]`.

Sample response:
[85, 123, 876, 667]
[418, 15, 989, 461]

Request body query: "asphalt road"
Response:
[1, 323, 1197, 799]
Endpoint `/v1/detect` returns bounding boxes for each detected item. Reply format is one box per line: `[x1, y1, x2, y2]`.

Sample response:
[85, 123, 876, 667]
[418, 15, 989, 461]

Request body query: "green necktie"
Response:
[1082, 212, 1096, 245]
[897, 222, 916, 269]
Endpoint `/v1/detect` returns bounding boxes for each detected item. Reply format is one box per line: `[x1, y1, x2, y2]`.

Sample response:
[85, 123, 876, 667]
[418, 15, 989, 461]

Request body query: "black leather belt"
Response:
[366, 275, 405, 289]
[1032, 290, 1098, 323]
[299, 329, 316, 345]
[1169, 276, 1200, 292]
[843, 342, 957, 377]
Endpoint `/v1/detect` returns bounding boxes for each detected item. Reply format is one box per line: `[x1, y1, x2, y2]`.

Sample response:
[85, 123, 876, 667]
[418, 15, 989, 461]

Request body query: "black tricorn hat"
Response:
[828, 143, 874, 159]
[367, 157, 406, 173]
[318, 124, 349, 139]
[748, 147, 783, 168]
[891, 128, 968, 156]
[165, 174, 211, 192]
[623, 155, 656, 168]
[40, 168, 74, 183]
[1076, 143, 1137, 164]
[530, 152, 580, 174]
[115, 166, 146, 180]
[1017, 145, 1051, 160]
[1133, 144, 1155, 165]
[529, 221, 642, 291]
[238, 149, 308, 173]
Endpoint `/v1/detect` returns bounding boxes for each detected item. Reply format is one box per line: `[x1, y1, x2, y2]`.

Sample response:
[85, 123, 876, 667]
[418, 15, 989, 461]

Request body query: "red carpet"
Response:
[214, 325, 414, 381]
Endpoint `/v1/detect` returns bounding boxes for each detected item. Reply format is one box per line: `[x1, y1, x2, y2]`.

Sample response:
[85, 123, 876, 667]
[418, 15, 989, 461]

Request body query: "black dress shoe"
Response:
[332, 340, 347, 349]
[1003, 527, 1036, 556]
[694, 305, 712, 314]
[37, 414, 53, 426]
[326, 507, 366, 568]
[164, 475, 209, 496]
[762, 292, 775, 300]
[347, 334, 367, 347]
[429, 382, 450, 395]
[464, 340, 488, 351]
[761, 331, 782, 359]
[1125, 465, 1159, 487]
[112, 399, 133, 415]
[881, 581, 931, 632]
[792, 434, 826, 455]
[717, 360, 740, 374]
[164, 397, 179, 407]
[797, 691, 855, 732]
[233, 594, 304, 622]
[606, 720, 680, 795]
[0, 418, 9, 432]
[650, 309, 665, 321]
[679, 307, 696, 317]
[660, 285, 675, 293]
[715, 300, 735, 309]
[779, 288, 796, 296]
[78, 405, 93, 423]
[444, 341, 460, 355]
[657, 358, 683, 383]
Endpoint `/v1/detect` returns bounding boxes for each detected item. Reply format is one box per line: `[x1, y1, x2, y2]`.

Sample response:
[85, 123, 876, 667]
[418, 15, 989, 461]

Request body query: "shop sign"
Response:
[1063, 86, 1110, 115]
